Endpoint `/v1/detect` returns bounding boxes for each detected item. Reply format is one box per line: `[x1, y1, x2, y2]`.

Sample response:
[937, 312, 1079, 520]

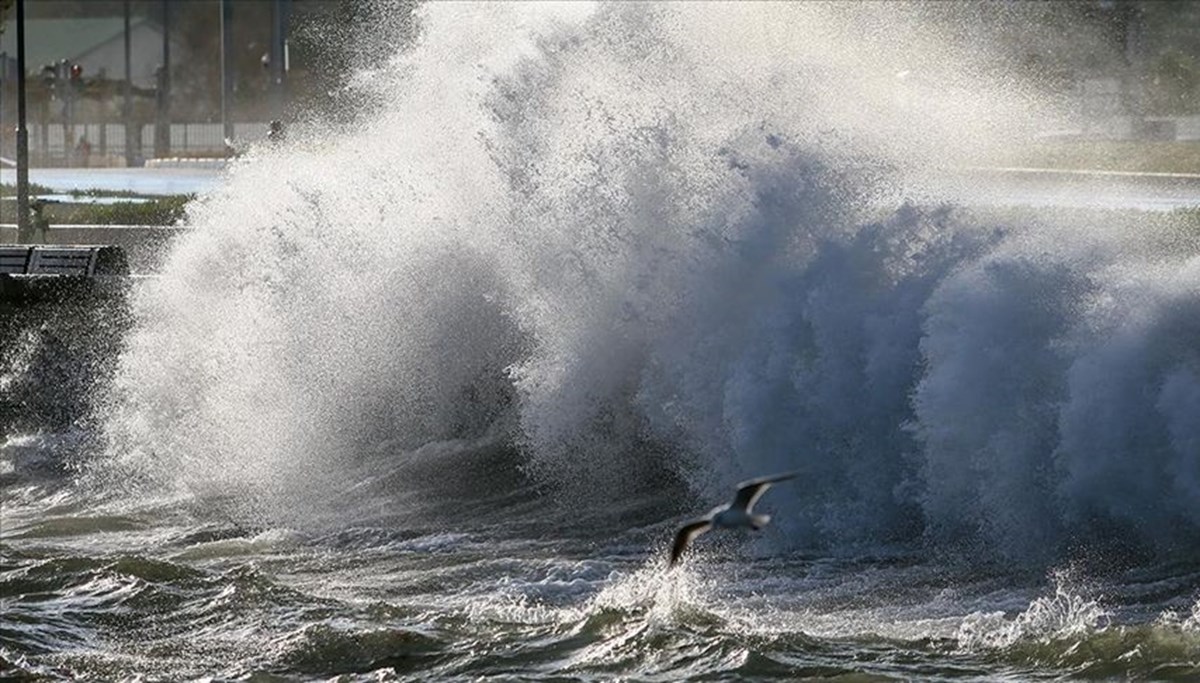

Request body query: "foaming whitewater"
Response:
[11, 4, 1200, 679]
[95, 1, 1200, 568]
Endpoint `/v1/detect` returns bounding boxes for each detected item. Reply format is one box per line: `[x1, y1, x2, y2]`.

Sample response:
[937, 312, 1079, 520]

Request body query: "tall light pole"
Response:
[269, 0, 289, 121]
[123, 0, 133, 166]
[0, 51, 6, 165]
[220, 0, 233, 143]
[15, 0, 29, 241]
[154, 0, 170, 158]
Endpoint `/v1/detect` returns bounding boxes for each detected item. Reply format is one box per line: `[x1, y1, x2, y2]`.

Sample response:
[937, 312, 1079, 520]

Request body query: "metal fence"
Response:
[5, 122, 271, 166]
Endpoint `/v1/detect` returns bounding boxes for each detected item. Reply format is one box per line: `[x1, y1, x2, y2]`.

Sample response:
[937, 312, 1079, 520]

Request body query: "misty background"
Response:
[1, 0, 1199, 166]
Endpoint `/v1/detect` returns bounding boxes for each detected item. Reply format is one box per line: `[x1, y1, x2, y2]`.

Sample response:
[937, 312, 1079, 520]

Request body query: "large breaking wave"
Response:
[97, 2, 1200, 563]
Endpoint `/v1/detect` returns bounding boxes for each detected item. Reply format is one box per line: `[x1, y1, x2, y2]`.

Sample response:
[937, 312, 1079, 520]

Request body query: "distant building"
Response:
[0, 16, 181, 88]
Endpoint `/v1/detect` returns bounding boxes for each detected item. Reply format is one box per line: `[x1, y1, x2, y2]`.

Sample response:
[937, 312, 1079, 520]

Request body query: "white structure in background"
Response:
[0, 16, 181, 87]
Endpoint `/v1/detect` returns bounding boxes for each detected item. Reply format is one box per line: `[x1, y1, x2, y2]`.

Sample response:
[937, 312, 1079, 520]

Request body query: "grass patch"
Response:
[1, 183, 145, 199]
[63, 187, 145, 199]
[0, 182, 56, 197]
[1, 187, 193, 226]
[45, 195, 193, 225]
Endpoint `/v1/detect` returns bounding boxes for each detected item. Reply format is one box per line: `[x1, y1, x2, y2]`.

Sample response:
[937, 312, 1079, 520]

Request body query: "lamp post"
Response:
[15, 0, 29, 242]
[220, 0, 233, 144]
[153, 0, 171, 159]
[269, 0, 290, 121]
[152, 0, 171, 159]
[123, 0, 133, 166]
[1, 51, 6, 164]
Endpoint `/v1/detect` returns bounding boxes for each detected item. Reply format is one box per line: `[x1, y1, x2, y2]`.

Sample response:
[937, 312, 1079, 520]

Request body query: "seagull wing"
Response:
[669, 519, 713, 568]
[732, 471, 798, 512]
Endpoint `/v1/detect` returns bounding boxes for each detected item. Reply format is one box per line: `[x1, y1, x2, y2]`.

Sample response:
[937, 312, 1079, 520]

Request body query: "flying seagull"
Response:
[669, 471, 797, 568]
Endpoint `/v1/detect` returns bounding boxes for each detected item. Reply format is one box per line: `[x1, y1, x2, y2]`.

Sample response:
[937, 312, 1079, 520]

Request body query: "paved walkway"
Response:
[0, 167, 224, 196]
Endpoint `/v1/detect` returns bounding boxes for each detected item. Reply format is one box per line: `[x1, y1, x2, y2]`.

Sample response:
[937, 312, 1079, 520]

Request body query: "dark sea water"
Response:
[8, 438, 1200, 681]
[5, 3, 1200, 680]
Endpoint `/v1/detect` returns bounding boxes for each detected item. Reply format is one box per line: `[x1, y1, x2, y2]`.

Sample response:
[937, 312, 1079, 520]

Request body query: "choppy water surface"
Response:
[7, 444, 1200, 681]
[5, 2, 1200, 680]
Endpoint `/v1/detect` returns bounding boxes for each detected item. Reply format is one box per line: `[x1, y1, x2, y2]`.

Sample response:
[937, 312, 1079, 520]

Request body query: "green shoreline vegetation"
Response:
[0, 184, 192, 225]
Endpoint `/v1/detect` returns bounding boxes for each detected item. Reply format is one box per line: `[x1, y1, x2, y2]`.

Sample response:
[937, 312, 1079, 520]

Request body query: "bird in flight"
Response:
[669, 471, 797, 568]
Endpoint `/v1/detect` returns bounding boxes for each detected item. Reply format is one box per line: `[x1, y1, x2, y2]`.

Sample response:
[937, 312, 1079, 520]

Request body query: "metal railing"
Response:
[1, 121, 271, 166]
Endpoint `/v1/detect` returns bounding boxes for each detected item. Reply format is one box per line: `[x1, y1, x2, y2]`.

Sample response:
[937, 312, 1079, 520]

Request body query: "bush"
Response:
[48, 195, 193, 226]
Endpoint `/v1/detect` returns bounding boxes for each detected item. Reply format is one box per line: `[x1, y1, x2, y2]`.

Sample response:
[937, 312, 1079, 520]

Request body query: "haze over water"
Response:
[4, 3, 1200, 680]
